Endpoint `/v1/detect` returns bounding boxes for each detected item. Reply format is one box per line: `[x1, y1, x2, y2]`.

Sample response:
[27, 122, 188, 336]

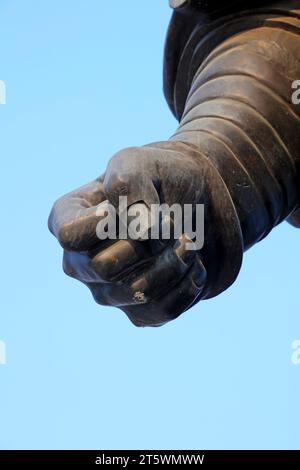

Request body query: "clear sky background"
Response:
[0, 0, 299, 450]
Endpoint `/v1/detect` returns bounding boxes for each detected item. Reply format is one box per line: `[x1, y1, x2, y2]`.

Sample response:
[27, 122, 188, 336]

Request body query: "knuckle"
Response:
[48, 200, 59, 234]
[104, 148, 141, 194]
[49, 196, 74, 249]
[103, 174, 129, 201]
[89, 285, 110, 306]
[91, 255, 114, 283]
[57, 223, 75, 250]
[62, 255, 76, 279]
[108, 147, 138, 168]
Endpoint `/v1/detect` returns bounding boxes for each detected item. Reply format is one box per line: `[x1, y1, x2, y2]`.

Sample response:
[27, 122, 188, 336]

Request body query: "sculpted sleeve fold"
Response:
[163, 2, 300, 299]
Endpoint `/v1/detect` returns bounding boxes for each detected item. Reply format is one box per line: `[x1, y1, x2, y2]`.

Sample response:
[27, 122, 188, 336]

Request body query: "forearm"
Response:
[170, 24, 300, 250]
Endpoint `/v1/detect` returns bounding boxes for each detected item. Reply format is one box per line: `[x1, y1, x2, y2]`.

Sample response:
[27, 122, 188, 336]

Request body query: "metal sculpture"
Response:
[49, 1, 300, 326]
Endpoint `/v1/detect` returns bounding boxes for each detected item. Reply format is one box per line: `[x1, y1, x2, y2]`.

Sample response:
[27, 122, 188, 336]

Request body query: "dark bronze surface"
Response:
[48, 1, 300, 327]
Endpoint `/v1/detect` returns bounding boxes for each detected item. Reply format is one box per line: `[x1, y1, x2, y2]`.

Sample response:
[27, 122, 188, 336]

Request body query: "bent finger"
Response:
[123, 256, 206, 327]
[49, 177, 108, 251]
[63, 239, 152, 284]
[129, 235, 200, 302]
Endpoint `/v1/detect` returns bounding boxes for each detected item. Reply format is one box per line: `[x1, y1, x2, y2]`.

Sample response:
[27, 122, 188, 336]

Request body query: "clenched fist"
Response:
[48, 143, 221, 327]
[49, 2, 300, 326]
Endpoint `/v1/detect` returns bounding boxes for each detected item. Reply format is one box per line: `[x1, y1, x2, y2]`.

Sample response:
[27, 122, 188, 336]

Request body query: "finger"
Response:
[63, 249, 107, 284]
[129, 235, 200, 302]
[63, 239, 152, 284]
[103, 147, 160, 210]
[63, 251, 154, 307]
[122, 256, 206, 327]
[48, 177, 110, 251]
[91, 239, 152, 282]
[155, 257, 206, 316]
[86, 281, 149, 308]
[88, 255, 205, 317]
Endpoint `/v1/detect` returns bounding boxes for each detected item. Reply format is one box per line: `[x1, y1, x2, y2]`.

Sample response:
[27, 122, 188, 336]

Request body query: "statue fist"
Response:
[48, 143, 208, 326]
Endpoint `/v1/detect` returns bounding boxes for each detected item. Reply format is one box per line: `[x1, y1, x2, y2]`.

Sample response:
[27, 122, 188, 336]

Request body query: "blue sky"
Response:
[0, 0, 299, 450]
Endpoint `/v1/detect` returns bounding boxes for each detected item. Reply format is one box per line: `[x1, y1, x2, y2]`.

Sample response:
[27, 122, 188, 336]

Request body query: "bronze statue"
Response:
[48, 0, 300, 327]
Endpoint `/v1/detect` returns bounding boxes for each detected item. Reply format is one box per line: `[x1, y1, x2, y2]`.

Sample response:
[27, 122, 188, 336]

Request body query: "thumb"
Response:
[103, 147, 160, 211]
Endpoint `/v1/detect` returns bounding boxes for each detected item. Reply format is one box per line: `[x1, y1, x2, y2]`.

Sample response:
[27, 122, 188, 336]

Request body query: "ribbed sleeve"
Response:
[171, 19, 300, 249]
